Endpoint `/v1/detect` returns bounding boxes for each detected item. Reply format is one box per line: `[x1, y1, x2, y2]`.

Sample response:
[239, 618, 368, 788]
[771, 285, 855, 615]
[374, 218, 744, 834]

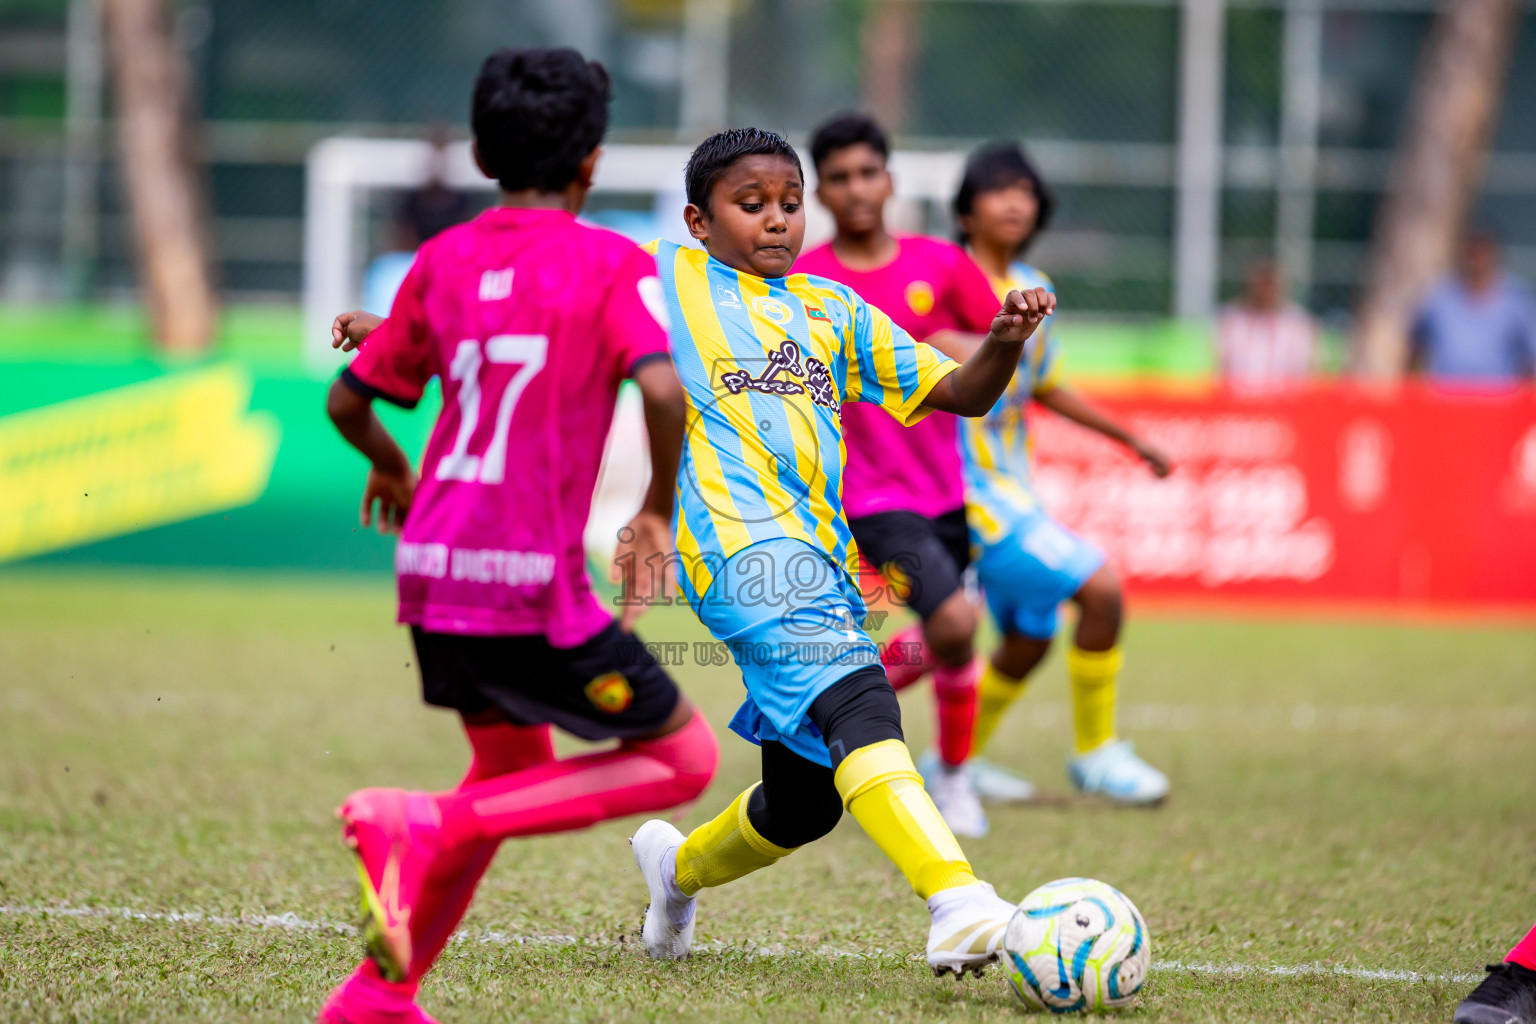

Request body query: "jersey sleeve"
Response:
[843, 291, 960, 426]
[603, 244, 672, 376]
[948, 246, 1005, 334]
[342, 255, 435, 409]
[1031, 317, 1063, 395]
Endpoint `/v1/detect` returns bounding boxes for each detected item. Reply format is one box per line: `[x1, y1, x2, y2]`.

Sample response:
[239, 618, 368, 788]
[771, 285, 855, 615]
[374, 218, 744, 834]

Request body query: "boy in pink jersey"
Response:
[796, 114, 1005, 837]
[318, 48, 717, 1024]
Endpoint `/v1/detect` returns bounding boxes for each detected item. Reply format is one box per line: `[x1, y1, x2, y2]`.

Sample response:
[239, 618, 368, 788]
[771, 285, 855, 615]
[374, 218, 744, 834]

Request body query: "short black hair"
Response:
[471, 47, 610, 193]
[684, 127, 803, 215]
[952, 141, 1056, 254]
[809, 113, 889, 172]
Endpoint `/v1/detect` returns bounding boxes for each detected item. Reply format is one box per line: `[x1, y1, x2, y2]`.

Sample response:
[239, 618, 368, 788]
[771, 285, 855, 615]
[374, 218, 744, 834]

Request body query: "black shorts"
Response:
[848, 506, 971, 619]
[412, 621, 680, 741]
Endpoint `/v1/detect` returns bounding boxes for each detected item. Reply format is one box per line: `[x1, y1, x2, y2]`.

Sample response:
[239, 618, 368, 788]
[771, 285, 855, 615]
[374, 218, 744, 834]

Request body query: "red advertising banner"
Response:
[1029, 385, 1536, 608]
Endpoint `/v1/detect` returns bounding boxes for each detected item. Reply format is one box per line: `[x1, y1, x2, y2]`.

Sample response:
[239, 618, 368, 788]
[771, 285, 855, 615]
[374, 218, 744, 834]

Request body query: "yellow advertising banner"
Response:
[0, 366, 280, 564]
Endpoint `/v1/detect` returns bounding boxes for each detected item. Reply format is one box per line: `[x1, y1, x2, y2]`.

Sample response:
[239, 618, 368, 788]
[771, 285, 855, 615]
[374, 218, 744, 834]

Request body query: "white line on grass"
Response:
[0, 903, 1481, 985]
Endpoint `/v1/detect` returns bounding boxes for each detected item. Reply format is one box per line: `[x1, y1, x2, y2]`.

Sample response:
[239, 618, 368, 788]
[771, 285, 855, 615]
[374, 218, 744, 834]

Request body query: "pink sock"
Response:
[460, 721, 556, 784]
[882, 624, 933, 692]
[433, 710, 718, 849]
[1509, 920, 1536, 971]
[933, 660, 978, 767]
[402, 720, 560, 980]
[405, 842, 500, 980]
[358, 958, 418, 1000]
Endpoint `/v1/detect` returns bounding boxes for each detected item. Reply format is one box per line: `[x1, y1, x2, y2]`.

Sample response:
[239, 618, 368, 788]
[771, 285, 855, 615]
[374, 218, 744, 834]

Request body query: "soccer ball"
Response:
[999, 877, 1150, 1013]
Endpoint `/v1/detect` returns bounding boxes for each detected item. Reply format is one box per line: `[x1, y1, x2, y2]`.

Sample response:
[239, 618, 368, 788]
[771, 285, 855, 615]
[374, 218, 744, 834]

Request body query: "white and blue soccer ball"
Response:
[1000, 877, 1150, 1013]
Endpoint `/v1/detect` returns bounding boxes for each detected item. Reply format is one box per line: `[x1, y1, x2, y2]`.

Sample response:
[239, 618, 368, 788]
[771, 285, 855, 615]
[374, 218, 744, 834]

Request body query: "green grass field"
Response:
[1, 571, 1532, 1023]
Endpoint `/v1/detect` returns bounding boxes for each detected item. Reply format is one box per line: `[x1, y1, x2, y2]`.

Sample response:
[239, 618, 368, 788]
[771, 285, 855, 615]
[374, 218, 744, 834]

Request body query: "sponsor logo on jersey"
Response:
[716, 285, 742, 308]
[585, 672, 634, 714]
[718, 339, 838, 409]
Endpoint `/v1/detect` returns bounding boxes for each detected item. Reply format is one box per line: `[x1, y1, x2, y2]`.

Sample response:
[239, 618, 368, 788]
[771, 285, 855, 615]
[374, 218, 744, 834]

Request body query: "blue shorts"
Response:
[693, 538, 881, 768]
[975, 509, 1105, 641]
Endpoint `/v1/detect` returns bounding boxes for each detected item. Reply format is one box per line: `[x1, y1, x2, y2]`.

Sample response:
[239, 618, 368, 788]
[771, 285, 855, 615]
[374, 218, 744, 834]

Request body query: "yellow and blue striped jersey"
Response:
[958, 260, 1061, 544]
[645, 240, 960, 604]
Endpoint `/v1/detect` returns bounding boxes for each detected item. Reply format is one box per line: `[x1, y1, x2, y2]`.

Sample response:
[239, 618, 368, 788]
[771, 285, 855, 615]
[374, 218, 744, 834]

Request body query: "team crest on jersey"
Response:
[751, 296, 794, 325]
[585, 672, 634, 714]
[905, 280, 935, 317]
[719, 339, 838, 410]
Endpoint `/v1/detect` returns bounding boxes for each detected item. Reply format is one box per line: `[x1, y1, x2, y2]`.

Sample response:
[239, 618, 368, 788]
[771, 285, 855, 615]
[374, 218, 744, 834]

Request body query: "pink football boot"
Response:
[315, 963, 439, 1024]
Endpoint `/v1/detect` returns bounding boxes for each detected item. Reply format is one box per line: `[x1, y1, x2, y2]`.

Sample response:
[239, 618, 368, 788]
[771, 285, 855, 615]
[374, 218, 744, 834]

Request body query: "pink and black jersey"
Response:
[343, 207, 670, 645]
[795, 236, 998, 519]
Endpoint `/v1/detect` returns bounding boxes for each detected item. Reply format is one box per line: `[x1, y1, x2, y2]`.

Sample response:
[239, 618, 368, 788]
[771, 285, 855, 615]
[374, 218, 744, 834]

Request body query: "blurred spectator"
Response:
[394, 125, 474, 250]
[1410, 230, 1536, 383]
[1214, 259, 1319, 391]
[362, 126, 474, 316]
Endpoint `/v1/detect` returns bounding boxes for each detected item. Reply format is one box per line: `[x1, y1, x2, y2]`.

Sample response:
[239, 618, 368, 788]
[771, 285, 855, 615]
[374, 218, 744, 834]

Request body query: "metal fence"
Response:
[2, 0, 1535, 320]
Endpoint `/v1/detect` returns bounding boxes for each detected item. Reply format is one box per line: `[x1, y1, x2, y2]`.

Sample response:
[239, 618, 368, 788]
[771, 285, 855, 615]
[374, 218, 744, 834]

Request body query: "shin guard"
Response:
[673, 784, 795, 897]
[971, 662, 1028, 755]
[407, 721, 561, 980]
[1068, 645, 1122, 754]
[933, 660, 979, 767]
[434, 710, 718, 849]
[834, 739, 976, 899]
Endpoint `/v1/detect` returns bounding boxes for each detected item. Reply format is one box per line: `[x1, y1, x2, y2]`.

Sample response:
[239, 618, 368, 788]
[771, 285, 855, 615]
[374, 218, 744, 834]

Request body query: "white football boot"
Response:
[918, 748, 1036, 804]
[629, 819, 696, 959]
[928, 764, 989, 838]
[1067, 739, 1169, 806]
[967, 758, 1037, 802]
[926, 881, 1017, 978]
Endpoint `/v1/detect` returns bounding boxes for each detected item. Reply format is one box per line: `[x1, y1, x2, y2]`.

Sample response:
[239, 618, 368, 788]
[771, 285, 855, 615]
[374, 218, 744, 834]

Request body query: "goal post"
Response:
[302, 136, 971, 375]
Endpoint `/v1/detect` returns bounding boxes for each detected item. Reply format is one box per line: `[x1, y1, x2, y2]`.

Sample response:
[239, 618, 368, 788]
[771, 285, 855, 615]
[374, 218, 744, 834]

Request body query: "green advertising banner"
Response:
[1, 358, 438, 572]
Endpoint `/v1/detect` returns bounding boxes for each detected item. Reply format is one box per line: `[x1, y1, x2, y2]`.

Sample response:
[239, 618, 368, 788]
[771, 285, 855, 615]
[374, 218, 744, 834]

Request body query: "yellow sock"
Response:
[972, 661, 1029, 754]
[833, 739, 976, 899]
[673, 784, 795, 897]
[1068, 644, 1123, 754]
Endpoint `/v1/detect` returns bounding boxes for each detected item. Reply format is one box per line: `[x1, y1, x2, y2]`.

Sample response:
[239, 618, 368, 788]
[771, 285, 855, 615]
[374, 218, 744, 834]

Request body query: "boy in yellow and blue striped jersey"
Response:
[629, 128, 1057, 978]
[949, 142, 1174, 806]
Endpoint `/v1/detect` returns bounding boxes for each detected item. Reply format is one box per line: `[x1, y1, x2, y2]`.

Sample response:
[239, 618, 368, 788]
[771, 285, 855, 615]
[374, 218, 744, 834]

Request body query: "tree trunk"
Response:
[1353, 0, 1520, 379]
[102, 0, 217, 353]
[861, 1, 918, 133]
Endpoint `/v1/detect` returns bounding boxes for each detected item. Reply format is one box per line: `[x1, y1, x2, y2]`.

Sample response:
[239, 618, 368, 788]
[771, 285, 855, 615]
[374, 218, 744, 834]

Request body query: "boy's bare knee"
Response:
[924, 591, 977, 666]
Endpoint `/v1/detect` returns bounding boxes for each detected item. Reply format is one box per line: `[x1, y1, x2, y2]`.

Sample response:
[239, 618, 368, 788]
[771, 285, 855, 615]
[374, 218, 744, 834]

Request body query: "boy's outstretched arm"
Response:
[1034, 385, 1173, 477]
[326, 377, 417, 533]
[612, 359, 687, 630]
[922, 288, 1055, 416]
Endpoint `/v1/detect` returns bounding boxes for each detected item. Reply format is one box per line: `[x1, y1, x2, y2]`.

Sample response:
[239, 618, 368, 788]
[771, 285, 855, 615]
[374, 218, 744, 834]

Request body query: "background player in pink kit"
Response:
[796, 114, 1012, 837]
[319, 48, 717, 1024]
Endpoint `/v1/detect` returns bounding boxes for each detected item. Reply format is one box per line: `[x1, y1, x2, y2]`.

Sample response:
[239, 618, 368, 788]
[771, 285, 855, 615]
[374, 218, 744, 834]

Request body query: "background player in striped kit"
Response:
[947, 141, 1173, 805]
